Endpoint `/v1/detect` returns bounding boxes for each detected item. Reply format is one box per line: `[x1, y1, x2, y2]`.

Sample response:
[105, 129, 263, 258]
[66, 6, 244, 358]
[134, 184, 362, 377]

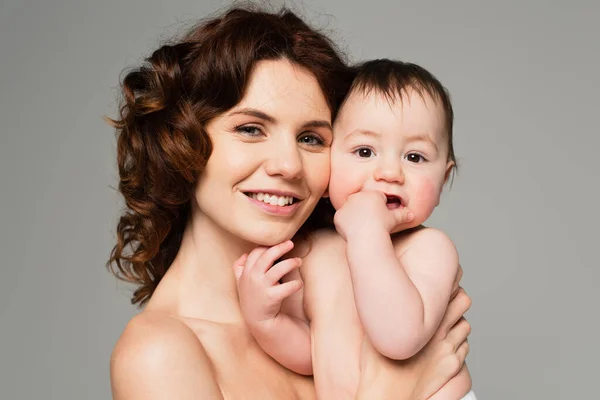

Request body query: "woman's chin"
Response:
[250, 233, 294, 247]
[237, 225, 296, 248]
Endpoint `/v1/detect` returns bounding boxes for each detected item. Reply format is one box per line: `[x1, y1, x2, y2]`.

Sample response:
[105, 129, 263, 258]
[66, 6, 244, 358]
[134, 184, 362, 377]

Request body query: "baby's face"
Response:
[329, 89, 454, 228]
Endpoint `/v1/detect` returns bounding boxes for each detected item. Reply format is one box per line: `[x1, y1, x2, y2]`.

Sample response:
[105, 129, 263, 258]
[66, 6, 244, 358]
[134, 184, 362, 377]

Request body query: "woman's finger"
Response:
[450, 264, 463, 299]
[437, 288, 471, 337]
[446, 317, 471, 347]
[456, 338, 470, 363]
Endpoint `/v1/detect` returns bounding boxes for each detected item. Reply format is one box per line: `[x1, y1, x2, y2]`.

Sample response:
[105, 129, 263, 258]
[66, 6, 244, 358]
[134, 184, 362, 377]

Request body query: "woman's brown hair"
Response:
[107, 6, 352, 306]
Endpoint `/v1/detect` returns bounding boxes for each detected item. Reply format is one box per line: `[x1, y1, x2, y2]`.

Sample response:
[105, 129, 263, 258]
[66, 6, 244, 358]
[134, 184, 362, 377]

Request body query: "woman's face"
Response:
[195, 59, 332, 246]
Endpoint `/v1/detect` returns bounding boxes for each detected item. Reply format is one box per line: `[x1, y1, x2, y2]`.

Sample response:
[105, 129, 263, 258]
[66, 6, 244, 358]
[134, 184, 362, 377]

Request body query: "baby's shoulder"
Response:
[292, 228, 345, 258]
[296, 228, 348, 276]
[392, 226, 456, 256]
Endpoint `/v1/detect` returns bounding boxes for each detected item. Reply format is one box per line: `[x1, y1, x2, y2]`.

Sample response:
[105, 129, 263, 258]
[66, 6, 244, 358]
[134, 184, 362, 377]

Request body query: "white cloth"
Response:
[461, 390, 477, 400]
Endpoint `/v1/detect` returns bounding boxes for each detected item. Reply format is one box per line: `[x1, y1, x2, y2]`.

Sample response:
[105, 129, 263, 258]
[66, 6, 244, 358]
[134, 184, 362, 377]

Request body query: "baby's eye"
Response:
[236, 125, 263, 137]
[355, 147, 374, 158]
[298, 134, 324, 146]
[406, 153, 426, 163]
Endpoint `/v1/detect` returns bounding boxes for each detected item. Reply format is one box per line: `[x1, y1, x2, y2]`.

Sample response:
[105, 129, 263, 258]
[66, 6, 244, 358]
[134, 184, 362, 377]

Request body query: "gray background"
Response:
[1, 0, 598, 398]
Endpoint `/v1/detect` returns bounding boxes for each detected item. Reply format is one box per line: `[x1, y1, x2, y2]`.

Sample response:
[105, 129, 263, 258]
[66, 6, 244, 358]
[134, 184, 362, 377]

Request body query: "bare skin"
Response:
[110, 60, 471, 399]
[298, 230, 471, 399]
[111, 223, 471, 399]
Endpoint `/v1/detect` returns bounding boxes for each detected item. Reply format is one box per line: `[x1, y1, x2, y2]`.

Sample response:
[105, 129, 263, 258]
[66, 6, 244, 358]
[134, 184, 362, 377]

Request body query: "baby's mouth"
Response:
[386, 194, 403, 210]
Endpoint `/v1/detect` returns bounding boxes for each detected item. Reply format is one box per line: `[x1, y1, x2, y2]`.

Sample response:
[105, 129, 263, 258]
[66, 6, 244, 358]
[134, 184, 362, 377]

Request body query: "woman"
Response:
[107, 6, 471, 399]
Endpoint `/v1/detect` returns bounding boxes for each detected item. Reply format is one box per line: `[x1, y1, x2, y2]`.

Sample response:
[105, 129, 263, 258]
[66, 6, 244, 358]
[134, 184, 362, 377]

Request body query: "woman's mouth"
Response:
[243, 191, 302, 216]
[246, 192, 298, 206]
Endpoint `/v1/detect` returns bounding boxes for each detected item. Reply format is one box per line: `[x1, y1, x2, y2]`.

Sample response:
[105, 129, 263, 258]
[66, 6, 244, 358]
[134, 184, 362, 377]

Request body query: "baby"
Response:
[235, 59, 475, 399]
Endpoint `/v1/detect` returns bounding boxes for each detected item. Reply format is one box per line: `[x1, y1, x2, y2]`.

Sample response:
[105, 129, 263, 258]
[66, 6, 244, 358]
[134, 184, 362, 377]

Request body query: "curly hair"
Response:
[107, 6, 352, 306]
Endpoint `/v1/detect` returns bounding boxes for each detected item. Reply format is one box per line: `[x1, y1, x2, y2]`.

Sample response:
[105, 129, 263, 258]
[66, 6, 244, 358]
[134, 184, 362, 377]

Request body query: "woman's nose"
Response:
[264, 140, 303, 180]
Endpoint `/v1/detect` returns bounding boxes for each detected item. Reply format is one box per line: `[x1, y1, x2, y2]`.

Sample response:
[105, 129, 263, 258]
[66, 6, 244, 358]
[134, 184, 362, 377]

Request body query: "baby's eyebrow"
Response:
[404, 134, 439, 152]
[342, 130, 440, 151]
[343, 129, 381, 140]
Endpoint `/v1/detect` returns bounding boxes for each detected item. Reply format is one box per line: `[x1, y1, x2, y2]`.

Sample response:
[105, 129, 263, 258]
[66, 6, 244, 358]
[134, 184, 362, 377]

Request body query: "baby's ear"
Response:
[444, 160, 455, 186]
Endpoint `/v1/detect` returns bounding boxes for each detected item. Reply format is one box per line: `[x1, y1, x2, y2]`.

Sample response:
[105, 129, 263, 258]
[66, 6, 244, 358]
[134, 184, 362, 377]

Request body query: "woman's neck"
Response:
[147, 206, 257, 324]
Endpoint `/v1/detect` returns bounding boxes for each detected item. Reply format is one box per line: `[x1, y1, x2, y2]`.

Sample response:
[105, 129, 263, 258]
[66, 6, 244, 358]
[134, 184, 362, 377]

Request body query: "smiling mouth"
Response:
[386, 195, 403, 210]
[244, 192, 299, 207]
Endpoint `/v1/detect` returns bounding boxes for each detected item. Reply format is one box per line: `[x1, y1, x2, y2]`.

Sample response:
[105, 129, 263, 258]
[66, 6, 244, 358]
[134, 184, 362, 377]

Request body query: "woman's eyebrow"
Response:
[229, 108, 275, 123]
[302, 120, 332, 131]
[229, 108, 331, 131]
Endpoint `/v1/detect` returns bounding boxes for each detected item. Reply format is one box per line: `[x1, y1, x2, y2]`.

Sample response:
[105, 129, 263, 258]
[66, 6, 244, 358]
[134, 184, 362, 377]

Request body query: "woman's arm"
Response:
[110, 313, 223, 400]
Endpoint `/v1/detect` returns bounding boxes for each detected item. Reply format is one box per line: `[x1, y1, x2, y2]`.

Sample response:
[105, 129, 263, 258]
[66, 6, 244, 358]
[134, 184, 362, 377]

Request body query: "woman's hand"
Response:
[357, 279, 472, 400]
[407, 287, 472, 399]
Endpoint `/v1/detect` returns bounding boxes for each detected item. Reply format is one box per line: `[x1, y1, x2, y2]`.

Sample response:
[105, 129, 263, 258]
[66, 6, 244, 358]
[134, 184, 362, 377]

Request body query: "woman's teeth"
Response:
[251, 193, 295, 206]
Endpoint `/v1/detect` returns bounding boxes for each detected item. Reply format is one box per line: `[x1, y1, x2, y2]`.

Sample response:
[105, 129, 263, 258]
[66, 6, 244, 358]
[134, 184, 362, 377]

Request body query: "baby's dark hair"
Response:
[347, 59, 456, 169]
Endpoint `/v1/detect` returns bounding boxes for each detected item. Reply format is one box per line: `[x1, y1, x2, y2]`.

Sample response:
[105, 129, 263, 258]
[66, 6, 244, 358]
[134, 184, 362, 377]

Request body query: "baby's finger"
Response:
[233, 253, 248, 267]
[265, 257, 302, 285]
[374, 190, 388, 203]
[254, 240, 295, 274]
[244, 246, 268, 274]
[396, 207, 415, 223]
[268, 280, 303, 303]
[233, 253, 248, 281]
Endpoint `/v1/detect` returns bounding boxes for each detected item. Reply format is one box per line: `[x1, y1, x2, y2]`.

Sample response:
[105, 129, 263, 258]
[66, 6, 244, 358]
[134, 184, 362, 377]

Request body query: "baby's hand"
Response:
[333, 191, 414, 240]
[234, 240, 303, 329]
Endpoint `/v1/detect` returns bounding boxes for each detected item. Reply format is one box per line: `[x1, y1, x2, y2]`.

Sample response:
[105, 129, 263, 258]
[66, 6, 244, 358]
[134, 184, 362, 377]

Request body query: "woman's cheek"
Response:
[308, 153, 331, 194]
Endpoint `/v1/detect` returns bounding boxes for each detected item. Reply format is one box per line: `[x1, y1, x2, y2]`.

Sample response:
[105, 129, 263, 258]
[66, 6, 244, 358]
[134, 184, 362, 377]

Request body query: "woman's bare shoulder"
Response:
[110, 311, 223, 399]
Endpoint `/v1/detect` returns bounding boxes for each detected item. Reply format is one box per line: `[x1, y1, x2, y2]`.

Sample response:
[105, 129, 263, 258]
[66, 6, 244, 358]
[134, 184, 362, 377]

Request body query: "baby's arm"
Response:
[301, 229, 363, 399]
[234, 241, 312, 375]
[346, 227, 458, 360]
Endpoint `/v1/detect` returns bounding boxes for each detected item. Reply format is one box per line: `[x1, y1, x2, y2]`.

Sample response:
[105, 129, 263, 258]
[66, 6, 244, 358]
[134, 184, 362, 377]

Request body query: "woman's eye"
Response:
[355, 147, 374, 158]
[298, 134, 324, 146]
[236, 125, 263, 137]
[406, 153, 426, 163]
